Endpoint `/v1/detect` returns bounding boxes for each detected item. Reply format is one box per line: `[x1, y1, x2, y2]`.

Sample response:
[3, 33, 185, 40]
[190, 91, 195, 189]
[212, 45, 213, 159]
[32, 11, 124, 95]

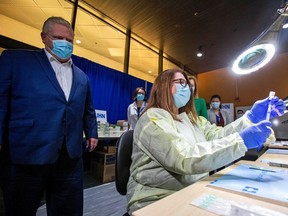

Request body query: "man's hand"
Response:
[85, 138, 98, 152]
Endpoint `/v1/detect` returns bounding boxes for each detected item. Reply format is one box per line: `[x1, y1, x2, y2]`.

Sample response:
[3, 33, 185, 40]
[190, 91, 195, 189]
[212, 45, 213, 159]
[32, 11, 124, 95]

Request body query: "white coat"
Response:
[127, 101, 147, 130]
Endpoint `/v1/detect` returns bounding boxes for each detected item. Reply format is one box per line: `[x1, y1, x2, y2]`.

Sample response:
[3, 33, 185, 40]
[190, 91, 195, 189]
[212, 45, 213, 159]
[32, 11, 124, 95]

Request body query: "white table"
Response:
[98, 130, 125, 140]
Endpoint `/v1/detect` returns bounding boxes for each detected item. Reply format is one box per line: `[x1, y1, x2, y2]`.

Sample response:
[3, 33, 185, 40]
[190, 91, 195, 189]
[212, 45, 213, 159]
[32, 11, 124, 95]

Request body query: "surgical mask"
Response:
[211, 102, 220, 109]
[51, 39, 73, 60]
[173, 84, 191, 108]
[136, 94, 144, 101]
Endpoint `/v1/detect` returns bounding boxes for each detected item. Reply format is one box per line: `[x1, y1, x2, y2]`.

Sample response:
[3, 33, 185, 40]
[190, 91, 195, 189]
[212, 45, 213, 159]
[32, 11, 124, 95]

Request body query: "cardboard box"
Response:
[103, 145, 117, 154]
[91, 151, 116, 165]
[90, 161, 115, 183]
[117, 120, 128, 127]
[89, 151, 116, 183]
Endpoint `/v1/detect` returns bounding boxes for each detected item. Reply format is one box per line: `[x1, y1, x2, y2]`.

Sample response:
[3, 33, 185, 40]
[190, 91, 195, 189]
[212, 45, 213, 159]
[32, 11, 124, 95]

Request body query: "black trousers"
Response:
[3, 146, 83, 216]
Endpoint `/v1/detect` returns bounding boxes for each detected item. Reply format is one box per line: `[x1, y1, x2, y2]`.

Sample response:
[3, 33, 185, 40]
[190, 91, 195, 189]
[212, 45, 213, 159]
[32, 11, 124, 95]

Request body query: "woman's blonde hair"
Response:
[144, 68, 198, 123]
[188, 75, 198, 98]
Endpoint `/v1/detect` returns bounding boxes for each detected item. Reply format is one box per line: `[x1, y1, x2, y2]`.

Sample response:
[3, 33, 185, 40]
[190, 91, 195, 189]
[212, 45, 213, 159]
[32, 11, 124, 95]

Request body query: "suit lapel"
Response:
[35, 50, 66, 99]
[68, 65, 80, 101]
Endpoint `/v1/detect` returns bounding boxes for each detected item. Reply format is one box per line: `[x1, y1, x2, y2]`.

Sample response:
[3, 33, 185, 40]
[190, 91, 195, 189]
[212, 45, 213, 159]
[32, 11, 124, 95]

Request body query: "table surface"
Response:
[132, 150, 288, 216]
[98, 130, 125, 140]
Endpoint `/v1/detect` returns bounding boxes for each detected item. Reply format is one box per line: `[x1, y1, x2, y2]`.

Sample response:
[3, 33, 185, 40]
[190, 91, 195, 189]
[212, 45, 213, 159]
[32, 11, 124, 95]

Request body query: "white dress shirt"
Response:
[44, 49, 73, 101]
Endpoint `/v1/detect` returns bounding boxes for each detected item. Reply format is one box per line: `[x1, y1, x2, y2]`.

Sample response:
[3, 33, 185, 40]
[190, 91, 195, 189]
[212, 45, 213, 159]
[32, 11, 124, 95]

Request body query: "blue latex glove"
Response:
[239, 121, 272, 152]
[248, 96, 285, 123]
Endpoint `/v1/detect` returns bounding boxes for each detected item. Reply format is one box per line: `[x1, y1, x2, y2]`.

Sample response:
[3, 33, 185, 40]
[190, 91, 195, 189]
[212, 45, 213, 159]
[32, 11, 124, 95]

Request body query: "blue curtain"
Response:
[72, 55, 152, 124]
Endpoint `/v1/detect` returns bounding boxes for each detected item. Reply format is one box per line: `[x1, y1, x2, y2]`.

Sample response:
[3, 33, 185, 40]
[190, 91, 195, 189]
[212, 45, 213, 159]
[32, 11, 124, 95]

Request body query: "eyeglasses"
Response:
[173, 79, 188, 87]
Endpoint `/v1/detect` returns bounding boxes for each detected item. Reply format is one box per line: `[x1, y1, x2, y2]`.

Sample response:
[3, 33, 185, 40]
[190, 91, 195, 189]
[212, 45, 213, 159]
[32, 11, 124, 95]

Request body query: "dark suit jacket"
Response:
[0, 49, 97, 164]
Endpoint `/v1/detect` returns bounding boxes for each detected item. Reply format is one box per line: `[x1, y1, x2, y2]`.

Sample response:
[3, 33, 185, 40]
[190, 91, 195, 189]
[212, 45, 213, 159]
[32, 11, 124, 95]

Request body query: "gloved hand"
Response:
[239, 121, 272, 152]
[247, 96, 285, 123]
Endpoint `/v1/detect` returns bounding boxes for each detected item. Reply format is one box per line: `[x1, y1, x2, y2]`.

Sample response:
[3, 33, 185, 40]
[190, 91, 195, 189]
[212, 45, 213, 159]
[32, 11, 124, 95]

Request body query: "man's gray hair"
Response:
[42, 16, 73, 35]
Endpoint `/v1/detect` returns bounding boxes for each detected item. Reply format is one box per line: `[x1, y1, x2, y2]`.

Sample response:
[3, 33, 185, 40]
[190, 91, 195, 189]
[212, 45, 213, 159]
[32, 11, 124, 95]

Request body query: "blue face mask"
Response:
[211, 102, 220, 109]
[51, 39, 73, 60]
[136, 94, 144, 101]
[173, 84, 191, 108]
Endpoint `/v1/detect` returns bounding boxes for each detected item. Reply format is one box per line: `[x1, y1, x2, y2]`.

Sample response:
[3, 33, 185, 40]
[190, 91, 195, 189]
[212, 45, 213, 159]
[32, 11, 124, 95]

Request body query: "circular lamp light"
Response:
[232, 43, 276, 74]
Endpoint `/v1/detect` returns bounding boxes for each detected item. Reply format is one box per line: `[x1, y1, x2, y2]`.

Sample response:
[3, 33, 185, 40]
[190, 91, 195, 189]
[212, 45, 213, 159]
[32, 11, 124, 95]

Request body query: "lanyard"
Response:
[136, 102, 145, 118]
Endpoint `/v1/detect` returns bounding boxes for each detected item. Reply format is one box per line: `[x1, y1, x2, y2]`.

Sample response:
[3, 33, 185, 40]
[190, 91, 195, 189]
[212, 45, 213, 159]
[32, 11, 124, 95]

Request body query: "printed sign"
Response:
[222, 103, 234, 121]
[95, 109, 107, 123]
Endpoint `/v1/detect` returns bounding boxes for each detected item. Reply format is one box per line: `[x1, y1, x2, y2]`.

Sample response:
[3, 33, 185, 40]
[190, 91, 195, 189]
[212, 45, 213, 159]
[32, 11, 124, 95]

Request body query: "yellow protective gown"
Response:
[127, 108, 274, 214]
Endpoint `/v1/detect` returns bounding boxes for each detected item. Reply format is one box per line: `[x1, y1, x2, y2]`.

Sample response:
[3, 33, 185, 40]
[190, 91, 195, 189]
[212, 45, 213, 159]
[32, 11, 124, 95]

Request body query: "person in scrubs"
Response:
[126, 68, 285, 214]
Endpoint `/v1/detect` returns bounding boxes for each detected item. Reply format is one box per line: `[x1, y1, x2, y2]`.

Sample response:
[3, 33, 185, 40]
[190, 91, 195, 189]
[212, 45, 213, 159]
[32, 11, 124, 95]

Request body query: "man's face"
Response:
[41, 23, 74, 61]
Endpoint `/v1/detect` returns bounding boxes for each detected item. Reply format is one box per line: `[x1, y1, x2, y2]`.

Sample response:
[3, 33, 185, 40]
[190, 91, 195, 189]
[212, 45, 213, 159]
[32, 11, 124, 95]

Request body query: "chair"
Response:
[115, 130, 133, 195]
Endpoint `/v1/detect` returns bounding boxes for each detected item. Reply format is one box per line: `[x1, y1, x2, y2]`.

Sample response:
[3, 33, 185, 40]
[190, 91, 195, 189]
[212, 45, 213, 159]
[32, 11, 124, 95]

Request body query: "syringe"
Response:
[266, 91, 275, 120]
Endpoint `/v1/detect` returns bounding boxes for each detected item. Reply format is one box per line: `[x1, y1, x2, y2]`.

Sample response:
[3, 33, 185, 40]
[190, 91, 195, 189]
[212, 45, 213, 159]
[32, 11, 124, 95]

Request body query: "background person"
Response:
[237, 109, 245, 118]
[208, 94, 232, 126]
[188, 75, 208, 119]
[0, 16, 98, 216]
[126, 68, 285, 214]
[127, 87, 148, 130]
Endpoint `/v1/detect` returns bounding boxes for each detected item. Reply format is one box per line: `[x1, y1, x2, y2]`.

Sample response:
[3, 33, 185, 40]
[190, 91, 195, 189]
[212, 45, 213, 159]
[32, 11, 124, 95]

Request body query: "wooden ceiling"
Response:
[83, 0, 288, 74]
[0, 0, 287, 76]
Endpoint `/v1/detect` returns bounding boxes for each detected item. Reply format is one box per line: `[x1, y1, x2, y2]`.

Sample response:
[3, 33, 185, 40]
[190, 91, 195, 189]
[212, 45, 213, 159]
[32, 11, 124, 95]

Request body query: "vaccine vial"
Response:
[266, 91, 275, 120]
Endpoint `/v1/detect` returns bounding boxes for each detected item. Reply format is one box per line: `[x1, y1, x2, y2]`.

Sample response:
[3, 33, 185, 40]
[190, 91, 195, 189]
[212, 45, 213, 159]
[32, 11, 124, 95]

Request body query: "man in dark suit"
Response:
[0, 16, 98, 216]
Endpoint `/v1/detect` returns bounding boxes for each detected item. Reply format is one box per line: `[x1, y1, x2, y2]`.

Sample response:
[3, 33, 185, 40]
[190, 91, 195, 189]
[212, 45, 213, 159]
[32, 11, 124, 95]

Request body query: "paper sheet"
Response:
[209, 164, 288, 204]
[191, 193, 288, 216]
[265, 148, 288, 155]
